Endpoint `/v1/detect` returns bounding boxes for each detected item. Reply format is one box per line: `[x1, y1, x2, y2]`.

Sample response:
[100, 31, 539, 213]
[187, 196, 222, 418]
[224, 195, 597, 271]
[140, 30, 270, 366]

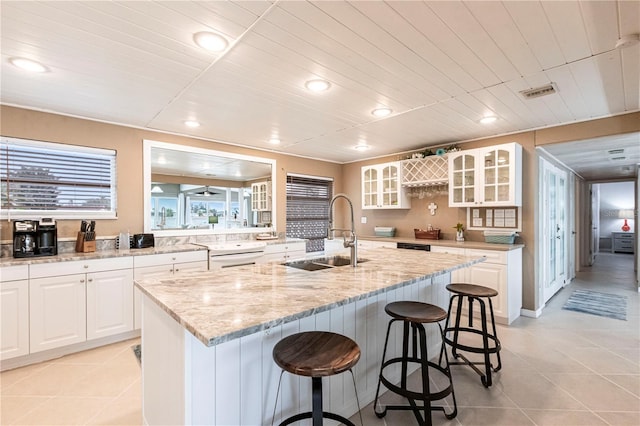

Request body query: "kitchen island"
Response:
[135, 247, 485, 425]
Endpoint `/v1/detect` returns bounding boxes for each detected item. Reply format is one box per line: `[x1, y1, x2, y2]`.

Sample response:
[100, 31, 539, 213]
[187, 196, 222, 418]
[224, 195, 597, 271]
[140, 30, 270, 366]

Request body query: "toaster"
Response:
[133, 233, 155, 249]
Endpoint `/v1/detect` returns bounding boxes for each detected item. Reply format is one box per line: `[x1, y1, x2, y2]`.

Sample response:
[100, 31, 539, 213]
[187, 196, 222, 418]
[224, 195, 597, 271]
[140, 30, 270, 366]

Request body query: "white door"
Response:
[541, 159, 569, 303]
[590, 184, 600, 265]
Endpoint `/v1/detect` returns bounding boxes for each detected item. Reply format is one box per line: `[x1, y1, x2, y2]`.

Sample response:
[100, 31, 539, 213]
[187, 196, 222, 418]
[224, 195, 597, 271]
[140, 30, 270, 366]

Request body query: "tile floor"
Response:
[1, 252, 638, 425]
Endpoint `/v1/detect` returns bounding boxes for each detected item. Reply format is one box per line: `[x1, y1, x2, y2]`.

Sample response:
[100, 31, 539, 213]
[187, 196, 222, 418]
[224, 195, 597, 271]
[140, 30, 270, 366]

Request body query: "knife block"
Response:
[75, 232, 96, 253]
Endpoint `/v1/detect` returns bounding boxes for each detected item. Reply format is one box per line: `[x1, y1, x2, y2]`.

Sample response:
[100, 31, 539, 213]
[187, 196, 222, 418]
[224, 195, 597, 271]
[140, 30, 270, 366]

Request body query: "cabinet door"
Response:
[481, 145, 520, 206]
[429, 246, 466, 282]
[381, 163, 400, 207]
[87, 269, 134, 340]
[449, 152, 477, 207]
[1, 280, 29, 360]
[362, 166, 378, 208]
[467, 262, 507, 321]
[30, 275, 86, 353]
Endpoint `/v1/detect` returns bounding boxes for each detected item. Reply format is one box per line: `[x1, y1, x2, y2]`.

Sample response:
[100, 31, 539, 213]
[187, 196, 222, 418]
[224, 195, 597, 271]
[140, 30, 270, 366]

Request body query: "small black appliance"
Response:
[13, 218, 58, 258]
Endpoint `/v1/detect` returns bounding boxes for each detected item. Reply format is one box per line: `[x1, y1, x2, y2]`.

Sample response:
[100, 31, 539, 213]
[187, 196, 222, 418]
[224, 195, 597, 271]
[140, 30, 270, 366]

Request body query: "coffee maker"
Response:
[13, 218, 58, 258]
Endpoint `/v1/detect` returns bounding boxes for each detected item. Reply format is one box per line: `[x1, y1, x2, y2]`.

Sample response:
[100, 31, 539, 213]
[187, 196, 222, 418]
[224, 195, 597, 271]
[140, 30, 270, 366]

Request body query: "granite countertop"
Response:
[0, 244, 207, 267]
[135, 247, 485, 348]
[359, 235, 524, 251]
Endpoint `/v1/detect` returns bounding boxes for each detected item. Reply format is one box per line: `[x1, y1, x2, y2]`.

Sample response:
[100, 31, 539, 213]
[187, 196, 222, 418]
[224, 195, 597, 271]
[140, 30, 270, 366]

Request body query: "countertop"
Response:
[134, 247, 485, 347]
[359, 235, 524, 251]
[0, 244, 207, 267]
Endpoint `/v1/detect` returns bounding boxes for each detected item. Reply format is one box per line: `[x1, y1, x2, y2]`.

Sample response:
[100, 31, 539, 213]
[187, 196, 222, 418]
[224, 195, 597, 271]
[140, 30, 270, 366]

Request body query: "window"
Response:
[286, 174, 333, 253]
[1, 137, 117, 219]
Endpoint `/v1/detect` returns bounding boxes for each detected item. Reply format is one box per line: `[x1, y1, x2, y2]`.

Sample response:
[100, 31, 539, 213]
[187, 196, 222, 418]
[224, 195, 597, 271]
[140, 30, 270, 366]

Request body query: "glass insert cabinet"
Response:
[361, 161, 411, 209]
[448, 143, 522, 207]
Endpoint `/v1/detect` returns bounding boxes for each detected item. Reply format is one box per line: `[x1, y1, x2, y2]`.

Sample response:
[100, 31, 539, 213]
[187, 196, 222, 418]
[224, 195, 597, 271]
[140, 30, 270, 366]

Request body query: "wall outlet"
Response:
[361, 216, 367, 224]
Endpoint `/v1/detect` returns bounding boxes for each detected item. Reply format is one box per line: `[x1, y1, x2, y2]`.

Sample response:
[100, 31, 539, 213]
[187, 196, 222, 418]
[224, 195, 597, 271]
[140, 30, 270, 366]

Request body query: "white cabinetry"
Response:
[251, 181, 272, 211]
[1, 265, 30, 360]
[612, 232, 634, 254]
[448, 143, 522, 207]
[429, 246, 522, 325]
[362, 162, 410, 209]
[133, 251, 208, 329]
[357, 240, 397, 250]
[258, 241, 306, 263]
[29, 257, 134, 353]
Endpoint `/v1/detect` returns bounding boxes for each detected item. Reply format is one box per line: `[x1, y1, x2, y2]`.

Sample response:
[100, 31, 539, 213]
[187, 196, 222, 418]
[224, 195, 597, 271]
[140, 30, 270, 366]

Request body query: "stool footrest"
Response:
[443, 327, 501, 354]
[379, 357, 454, 402]
[279, 410, 356, 426]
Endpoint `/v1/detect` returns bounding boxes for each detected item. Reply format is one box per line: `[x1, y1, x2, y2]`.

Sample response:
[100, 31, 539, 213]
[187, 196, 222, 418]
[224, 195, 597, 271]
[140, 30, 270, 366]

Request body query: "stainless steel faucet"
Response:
[328, 194, 358, 267]
[159, 206, 166, 228]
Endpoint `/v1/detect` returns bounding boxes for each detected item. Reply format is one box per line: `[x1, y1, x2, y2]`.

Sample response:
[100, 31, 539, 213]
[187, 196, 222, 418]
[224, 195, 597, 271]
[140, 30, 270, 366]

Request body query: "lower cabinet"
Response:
[429, 246, 522, 325]
[1, 265, 30, 360]
[29, 257, 134, 354]
[258, 241, 306, 263]
[30, 274, 87, 353]
[133, 251, 208, 330]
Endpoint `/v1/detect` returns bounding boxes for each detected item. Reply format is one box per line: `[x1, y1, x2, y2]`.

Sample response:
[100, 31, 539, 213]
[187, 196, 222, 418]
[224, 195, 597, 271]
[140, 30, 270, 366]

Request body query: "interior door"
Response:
[541, 159, 568, 303]
[590, 184, 600, 265]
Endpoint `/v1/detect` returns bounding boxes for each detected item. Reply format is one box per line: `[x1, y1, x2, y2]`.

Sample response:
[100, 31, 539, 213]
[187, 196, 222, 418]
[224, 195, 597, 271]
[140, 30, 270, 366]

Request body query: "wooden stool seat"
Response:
[446, 283, 498, 298]
[273, 331, 360, 378]
[272, 331, 362, 426]
[385, 301, 447, 323]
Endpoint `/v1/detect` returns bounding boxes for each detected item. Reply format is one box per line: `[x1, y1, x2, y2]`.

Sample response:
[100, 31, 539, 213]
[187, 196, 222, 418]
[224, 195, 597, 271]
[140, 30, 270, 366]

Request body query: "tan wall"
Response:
[0, 106, 343, 240]
[2, 105, 638, 312]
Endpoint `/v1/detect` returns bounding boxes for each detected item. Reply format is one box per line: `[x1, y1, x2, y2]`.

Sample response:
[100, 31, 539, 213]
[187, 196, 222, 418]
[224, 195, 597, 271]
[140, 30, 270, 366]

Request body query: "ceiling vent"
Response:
[607, 148, 624, 155]
[520, 83, 557, 99]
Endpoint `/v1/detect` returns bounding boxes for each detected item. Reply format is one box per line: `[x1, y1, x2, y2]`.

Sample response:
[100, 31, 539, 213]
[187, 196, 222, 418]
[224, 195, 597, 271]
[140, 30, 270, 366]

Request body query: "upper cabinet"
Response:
[448, 143, 522, 207]
[362, 162, 411, 209]
[251, 181, 271, 211]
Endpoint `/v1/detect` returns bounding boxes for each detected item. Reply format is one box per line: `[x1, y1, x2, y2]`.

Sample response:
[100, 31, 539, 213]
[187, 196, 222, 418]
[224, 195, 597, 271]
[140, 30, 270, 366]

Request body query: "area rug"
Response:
[132, 344, 141, 365]
[562, 289, 627, 321]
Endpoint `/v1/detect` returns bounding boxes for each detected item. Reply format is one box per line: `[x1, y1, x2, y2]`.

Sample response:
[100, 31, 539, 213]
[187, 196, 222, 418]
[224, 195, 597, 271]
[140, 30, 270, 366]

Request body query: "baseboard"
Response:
[1, 330, 140, 372]
[520, 307, 543, 318]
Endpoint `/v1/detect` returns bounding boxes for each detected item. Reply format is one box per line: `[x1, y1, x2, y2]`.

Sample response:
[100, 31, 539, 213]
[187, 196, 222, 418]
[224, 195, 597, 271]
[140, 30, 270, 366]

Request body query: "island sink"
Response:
[284, 256, 369, 271]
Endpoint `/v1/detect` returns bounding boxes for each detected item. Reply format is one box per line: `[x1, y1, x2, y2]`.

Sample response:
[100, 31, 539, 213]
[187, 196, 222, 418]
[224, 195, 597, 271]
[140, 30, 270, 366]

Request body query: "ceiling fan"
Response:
[192, 186, 219, 197]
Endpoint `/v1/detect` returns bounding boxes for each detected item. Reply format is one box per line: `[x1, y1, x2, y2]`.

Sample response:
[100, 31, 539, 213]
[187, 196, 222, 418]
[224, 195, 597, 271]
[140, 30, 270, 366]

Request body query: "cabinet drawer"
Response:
[263, 242, 305, 255]
[429, 246, 464, 255]
[0, 264, 29, 282]
[30, 256, 133, 278]
[134, 250, 207, 268]
[465, 249, 507, 264]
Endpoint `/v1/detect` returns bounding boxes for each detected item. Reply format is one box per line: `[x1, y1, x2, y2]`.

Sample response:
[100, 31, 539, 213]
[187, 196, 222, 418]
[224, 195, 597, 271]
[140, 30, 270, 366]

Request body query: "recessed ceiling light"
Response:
[305, 79, 331, 92]
[354, 144, 371, 151]
[372, 107, 392, 117]
[480, 116, 498, 124]
[9, 57, 48, 73]
[184, 120, 201, 128]
[193, 31, 229, 52]
[269, 137, 281, 145]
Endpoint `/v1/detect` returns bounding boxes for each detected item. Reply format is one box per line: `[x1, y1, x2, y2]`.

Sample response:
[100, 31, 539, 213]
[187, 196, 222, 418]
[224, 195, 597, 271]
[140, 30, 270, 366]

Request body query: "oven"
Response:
[206, 241, 267, 269]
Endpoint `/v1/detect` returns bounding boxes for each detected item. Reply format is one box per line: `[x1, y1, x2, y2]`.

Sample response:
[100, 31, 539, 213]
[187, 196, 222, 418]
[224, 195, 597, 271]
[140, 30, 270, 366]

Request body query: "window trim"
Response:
[1, 136, 117, 220]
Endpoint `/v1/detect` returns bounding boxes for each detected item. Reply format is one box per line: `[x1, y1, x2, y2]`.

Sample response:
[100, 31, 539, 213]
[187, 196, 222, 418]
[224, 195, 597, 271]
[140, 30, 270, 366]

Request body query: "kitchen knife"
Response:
[89, 221, 95, 233]
[81, 220, 87, 232]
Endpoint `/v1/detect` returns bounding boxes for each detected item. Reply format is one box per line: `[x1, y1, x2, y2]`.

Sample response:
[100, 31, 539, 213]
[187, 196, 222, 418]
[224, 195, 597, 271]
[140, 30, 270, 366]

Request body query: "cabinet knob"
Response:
[80, 279, 85, 283]
[88, 278, 93, 282]
[84, 265, 89, 269]
[174, 268, 179, 272]
[172, 257, 176, 261]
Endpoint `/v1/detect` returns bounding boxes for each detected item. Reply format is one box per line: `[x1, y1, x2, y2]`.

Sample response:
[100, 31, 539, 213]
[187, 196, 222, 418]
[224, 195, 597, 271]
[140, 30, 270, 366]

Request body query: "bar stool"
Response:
[374, 301, 457, 426]
[272, 331, 362, 426]
[443, 283, 502, 387]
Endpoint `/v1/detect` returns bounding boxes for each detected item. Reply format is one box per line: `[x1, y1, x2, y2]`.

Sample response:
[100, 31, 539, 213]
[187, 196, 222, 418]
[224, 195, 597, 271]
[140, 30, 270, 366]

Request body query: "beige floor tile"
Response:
[549, 373, 640, 412]
[86, 393, 142, 425]
[58, 361, 139, 398]
[52, 339, 137, 365]
[562, 347, 640, 374]
[0, 361, 51, 390]
[604, 374, 640, 397]
[453, 407, 534, 425]
[499, 371, 586, 410]
[0, 396, 51, 425]
[2, 363, 99, 397]
[10, 396, 111, 425]
[595, 411, 640, 426]
[523, 409, 607, 425]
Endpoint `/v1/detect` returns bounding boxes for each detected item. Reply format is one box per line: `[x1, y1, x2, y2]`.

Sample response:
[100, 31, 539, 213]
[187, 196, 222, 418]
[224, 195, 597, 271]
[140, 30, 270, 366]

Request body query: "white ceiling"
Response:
[1, 1, 639, 180]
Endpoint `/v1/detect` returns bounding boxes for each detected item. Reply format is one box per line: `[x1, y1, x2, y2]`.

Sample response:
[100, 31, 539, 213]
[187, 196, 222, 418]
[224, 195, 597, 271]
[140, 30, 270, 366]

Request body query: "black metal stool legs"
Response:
[444, 294, 502, 388]
[374, 318, 457, 426]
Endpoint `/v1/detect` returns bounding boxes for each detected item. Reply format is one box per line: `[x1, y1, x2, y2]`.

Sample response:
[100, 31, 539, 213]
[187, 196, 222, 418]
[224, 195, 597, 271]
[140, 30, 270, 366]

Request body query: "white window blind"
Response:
[286, 174, 333, 253]
[1, 137, 117, 219]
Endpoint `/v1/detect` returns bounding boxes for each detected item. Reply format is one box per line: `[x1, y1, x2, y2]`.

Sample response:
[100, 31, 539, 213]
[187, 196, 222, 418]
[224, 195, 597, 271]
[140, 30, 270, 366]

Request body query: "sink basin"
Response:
[283, 256, 369, 271]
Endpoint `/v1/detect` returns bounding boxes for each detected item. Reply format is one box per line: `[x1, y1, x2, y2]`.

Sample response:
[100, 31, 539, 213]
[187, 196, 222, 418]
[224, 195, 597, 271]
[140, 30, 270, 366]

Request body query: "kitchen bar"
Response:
[135, 247, 486, 425]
